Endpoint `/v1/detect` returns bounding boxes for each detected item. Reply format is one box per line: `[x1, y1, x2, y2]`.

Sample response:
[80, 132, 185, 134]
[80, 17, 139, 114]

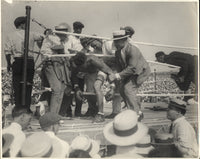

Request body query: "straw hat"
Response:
[113, 30, 129, 41]
[151, 133, 174, 147]
[20, 132, 67, 157]
[103, 110, 148, 146]
[55, 22, 71, 32]
[70, 135, 100, 157]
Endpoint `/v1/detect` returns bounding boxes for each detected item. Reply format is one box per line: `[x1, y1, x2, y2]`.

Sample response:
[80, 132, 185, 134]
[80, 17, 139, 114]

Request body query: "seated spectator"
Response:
[149, 133, 182, 157]
[166, 98, 198, 157]
[39, 112, 70, 157]
[69, 150, 91, 158]
[103, 110, 148, 157]
[70, 135, 100, 158]
[2, 134, 14, 157]
[19, 132, 67, 157]
[2, 107, 32, 157]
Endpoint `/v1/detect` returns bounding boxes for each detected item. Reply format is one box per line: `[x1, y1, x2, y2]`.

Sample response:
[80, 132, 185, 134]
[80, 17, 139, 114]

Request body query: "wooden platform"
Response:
[4, 101, 198, 145]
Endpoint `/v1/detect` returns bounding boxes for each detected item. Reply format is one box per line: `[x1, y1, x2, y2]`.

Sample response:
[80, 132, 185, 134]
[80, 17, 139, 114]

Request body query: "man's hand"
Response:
[105, 88, 115, 101]
[75, 89, 84, 102]
[108, 74, 117, 83]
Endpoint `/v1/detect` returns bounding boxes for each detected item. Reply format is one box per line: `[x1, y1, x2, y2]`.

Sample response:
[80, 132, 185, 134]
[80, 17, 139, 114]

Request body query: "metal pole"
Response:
[22, 6, 31, 106]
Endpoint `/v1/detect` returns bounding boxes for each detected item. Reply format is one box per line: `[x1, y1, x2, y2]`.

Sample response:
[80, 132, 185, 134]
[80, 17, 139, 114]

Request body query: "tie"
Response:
[115, 49, 125, 70]
[169, 123, 173, 133]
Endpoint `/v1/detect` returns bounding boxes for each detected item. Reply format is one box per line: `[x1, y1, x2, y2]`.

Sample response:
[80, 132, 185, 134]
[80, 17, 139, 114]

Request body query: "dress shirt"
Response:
[68, 35, 83, 51]
[2, 122, 26, 157]
[45, 131, 70, 157]
[4, 29, 42, 58]
[172, 116, 198, 157]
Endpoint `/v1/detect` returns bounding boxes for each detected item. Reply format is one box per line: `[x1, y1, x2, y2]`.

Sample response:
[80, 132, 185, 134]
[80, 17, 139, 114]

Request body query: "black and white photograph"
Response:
[1, 0, 199, 158]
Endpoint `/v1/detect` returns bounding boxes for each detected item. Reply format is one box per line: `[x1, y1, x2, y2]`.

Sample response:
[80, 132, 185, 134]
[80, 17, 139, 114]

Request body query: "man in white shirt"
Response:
[39, 112, 70, 157]
[4, 16, 43, 109]
[40, 23, 72, 115]
[167, 98, 198, 157]
[2, 107, 33, 157]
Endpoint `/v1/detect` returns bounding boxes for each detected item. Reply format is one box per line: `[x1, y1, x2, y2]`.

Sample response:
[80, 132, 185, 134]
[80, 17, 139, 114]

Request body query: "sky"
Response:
[0, 0, 198, 68]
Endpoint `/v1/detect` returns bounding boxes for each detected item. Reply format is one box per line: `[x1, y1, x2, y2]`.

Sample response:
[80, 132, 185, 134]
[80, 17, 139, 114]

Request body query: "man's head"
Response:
[73, 21, 84, 34]
[113, 30, 128, 50]
[12, 107, 32, 130]
[71, 52, 87, 67]
[120, 26, 135, 38]
[167, 99, 186, 121]
[14, 16, 26, 29]
[39, 112, 62, 134]
[155, 51, 165, 63]
[55, 22, 71, 41]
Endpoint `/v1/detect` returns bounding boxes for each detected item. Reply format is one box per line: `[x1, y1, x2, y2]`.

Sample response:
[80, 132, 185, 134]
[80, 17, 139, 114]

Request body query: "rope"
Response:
[53, 30, 198, 50]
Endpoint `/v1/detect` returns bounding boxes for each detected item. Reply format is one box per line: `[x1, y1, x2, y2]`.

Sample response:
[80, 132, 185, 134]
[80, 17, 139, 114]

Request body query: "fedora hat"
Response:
[20, 132, 67, 157]
[70, 135, 100, 157]
[168, 98, 186, 112]
[103, 110, 148, 146]
[135, 134, 154, 156]
[113, 30, 129, 41]
[2, 133, 14, 155]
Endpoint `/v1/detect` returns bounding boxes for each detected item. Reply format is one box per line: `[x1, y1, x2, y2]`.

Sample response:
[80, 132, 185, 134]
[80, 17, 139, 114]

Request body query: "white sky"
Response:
[1, 0, 198, 67]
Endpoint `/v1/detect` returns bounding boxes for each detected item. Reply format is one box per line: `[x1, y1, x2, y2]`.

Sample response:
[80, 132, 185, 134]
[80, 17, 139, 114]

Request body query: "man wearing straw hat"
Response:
[166, 98, 198, 157]
[40, 23, 72, 116]
[108, 30, 151, 120]
[103, 109, 149, 157]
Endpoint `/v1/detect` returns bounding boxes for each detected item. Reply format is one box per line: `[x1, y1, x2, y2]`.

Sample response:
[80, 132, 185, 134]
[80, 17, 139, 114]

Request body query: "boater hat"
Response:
[113, 30, 129, 41]
[70, 135, 100, 157]
[103, 110, 148, 146]
[55, 22, 71, 32]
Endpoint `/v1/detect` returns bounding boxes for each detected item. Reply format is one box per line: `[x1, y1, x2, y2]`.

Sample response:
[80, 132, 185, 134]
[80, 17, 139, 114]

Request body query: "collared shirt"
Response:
[172, 116, 198, 157]
[68, 35, 83, 52]
[45, 131, 70, 157]
[4, 29, 43, 59]
[40, 34, 73, 61]
[2, 122, 26, 157]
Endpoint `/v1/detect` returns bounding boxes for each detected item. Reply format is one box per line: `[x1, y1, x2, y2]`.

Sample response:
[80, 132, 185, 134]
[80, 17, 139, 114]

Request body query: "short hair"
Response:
[155, 51, 165, 58]
[14, 16, 26, 28]
[73, 21, 84, 29]
[12, 107, 32, 118]
[72, 52, 87, 66]
[69, 150, 91, 158]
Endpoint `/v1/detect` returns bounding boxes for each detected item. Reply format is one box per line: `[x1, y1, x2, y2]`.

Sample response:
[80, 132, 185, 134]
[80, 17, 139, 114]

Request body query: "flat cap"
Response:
[73, 21, 84, 29]
[39, 112, 62, 128]
[14, 16, 26, 28]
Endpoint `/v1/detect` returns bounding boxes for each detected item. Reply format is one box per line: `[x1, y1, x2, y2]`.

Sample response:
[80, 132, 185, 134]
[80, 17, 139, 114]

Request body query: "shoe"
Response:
[105, 113, 117, 119]
[93, 114, 105, 123]
[83, 111, 92, 117]
[187, 98, 198, 105]
[74, 113, 84, 117]
[137, 111, 144, 122]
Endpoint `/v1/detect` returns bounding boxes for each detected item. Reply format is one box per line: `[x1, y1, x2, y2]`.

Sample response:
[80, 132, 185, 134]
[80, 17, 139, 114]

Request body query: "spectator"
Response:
[166, 98, 198, 157]
[20, 132, 67, 157]
[2, 134, 14, 157]
[103, 110, 148, 157]
[69, 150, 91, 158]
[39, 112, 70, 157]
[2, 107, 32, 157]
[70, 135, 100, 158]
[155, 51, 198, 104]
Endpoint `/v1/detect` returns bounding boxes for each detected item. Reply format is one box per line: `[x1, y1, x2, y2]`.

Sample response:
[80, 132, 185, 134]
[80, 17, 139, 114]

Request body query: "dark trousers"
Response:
[74, 78, 84, 115]
[12, 58, 34, 108]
